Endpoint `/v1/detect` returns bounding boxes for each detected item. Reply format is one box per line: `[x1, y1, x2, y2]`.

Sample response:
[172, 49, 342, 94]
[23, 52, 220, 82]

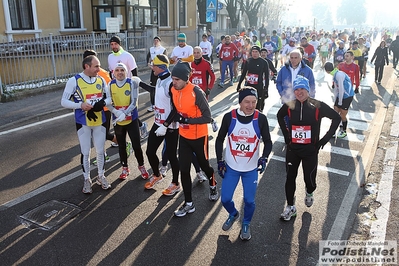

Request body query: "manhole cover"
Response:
[20, 200, 82, 230]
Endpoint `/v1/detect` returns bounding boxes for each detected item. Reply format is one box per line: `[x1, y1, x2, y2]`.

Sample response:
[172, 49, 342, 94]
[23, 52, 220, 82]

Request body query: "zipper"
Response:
[300, 102, 303, 121]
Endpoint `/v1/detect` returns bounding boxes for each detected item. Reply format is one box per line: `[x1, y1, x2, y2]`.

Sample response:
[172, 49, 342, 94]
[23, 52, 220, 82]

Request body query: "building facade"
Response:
[0, 0, 198, 42]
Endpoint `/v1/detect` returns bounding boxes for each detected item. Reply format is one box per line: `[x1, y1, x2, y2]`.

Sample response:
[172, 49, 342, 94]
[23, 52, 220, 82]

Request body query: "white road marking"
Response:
[369, 141, 397, 241]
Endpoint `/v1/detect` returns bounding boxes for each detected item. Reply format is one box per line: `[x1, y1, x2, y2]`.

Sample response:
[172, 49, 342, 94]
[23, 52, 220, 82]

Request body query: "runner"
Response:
[61, 55, 112, 193]
[216, 87, 272, 240]
[277, 76, 341, 221]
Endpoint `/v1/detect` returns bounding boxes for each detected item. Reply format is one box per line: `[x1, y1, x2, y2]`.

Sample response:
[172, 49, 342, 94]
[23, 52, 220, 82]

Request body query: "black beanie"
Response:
[239, 88, 258, 103]
[110, 36, 121, 45]
[171, 62, 191, 81]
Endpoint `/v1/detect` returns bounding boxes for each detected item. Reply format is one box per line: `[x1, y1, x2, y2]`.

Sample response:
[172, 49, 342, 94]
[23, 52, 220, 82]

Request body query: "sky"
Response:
[282, 0, 398, 28]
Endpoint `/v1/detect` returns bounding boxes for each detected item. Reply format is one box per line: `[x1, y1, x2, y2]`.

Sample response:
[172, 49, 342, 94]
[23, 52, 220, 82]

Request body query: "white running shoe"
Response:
[305, 192, 314, 207]
[196, 171, 208, 183]
[280, 205, 297, 221]
[140, 122, 149, 139]
[159, 165, 168, 177]
[211, 120, 218, 132]
[96, 175, 111, 190]
[82, 178, 92, 194]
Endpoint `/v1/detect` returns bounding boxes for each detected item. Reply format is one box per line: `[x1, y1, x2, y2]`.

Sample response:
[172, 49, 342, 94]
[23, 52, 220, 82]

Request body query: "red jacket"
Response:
[338, 62, 360, 87]
[190, 58, 216, 93]
[219, 42, 239, 61]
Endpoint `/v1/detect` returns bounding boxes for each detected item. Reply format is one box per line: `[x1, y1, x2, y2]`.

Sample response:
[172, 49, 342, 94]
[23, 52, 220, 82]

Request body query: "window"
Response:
[159, 0, 168, 27]
[8, 0, 34, 30]
[62, 0, 81, 28]
[178, 0, 186, 27]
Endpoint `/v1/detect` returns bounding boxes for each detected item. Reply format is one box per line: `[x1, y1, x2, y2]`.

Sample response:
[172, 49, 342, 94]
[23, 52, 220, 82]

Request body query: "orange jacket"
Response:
[171, 82, 211, 139]
[98, 68, 111, 111]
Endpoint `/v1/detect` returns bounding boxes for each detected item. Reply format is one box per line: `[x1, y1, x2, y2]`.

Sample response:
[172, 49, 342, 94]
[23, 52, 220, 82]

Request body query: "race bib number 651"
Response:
[292, 125, 311, 144]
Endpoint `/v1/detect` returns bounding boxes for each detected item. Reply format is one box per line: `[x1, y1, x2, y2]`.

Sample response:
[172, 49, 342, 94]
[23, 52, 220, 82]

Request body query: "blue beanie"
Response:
[293, 76, 310, 92]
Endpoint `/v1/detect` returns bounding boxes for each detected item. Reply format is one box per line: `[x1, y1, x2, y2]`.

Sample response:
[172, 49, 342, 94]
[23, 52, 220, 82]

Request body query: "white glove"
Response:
[112, 110, 126, 125]
[131, 76, 141, 87]
[155, 124, 167, 136]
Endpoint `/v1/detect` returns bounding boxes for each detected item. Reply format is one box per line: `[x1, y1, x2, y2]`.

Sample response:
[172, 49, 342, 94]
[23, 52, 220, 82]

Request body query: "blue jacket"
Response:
[276, 61, 315, 102]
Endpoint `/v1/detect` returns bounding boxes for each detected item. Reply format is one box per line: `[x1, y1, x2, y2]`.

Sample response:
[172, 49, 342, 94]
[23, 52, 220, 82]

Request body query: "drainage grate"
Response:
[20, 200, 82, 230]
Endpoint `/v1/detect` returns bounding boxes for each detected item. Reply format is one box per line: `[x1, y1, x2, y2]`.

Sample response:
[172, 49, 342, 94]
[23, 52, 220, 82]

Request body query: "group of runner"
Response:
[60, 25, 395, 241]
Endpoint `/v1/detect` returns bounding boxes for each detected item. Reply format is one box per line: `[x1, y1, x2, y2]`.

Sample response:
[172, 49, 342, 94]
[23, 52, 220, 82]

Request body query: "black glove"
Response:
[175, 114, 188, 124]
[217, 160, 226, 178]
[264, 89, 269, 99]
[331, 84, 335, 89]
[317, 137, 328, 150]
[87, 109, 98, 121]
[92, 99, 106, 112]
[257, 157, 267, 174]
[205, 88, 211, 96]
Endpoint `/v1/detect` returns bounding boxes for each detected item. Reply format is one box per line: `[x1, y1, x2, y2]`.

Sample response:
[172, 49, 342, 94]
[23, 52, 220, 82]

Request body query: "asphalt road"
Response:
[0, 57, 398, 265]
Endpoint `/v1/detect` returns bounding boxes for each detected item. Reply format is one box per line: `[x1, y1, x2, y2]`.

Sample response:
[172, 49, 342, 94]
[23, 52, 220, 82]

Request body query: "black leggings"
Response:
[146, 124, 179, 184]
[285, 147, 318, 206]
[114, 119, 144, 167]
[104, 110, 114, 141]
[179, 136, 216, 202]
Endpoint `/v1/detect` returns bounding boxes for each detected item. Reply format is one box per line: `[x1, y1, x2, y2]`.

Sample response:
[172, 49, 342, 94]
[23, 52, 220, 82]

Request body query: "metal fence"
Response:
[0, 28, 238, 95]
[0, 32, 149, 94]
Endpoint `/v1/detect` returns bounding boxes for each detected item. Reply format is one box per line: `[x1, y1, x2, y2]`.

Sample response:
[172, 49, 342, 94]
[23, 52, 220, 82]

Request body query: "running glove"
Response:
[257, 157, 267, 174]
[217, 160, 226, 178]
[87, 109, 98, 121]
[92, 99, 106, 112]
[174, 114, 188, 124]
[155, 125, 167, 136]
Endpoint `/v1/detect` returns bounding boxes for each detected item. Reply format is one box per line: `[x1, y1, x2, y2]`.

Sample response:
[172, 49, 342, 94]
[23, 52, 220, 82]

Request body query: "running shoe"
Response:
[337, 130, 347, 138]
[305, 192, 314, 207]
[110, 142, 118, 147]
[280, 205, 297, 221]
[144, 175, 163, 189]
[218, 82, 224, 88]
[147, 105, 154, 112]
[159, 165, 168, 177]
[140, 122, 149, 139]
[222, 212, 240, 231]
[126, 142, 132, 158]
[211, 120, 219, 132]
[119, 167, 130, 180]
[96, 175, 111, 190]
[93, 155, 110, 165]
[229, 80, 234, 86]
[174, 203, 196, 217]
[196, 171, 208, 183]
[82, 178, 92, 194]
[138, 165, 149, 179]
[209, 185, 219, 201]
[240, 224, 251, 240]
[162, 183, 181, 196]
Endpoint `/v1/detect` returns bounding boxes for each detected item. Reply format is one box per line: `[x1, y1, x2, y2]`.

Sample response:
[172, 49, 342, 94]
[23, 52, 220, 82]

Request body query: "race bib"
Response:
[192, 77, 203, 85]
[154, 107, 165, 124]
[292, 125, 311, 144]
[86, 93, 102, 106]
[246, 73, 259, 85]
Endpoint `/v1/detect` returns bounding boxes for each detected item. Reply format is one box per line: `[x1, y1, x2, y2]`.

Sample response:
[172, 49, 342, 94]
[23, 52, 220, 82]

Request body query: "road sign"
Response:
[218, 2, 223, 10]
[206, 11, 217, 22]
[207, 0, 216, 10]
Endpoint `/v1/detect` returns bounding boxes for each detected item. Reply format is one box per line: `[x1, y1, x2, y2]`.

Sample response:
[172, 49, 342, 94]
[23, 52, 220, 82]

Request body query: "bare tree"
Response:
[224, 0, 241, 29]
[240, 0, 263, 28]
[265, 0, 284, 28]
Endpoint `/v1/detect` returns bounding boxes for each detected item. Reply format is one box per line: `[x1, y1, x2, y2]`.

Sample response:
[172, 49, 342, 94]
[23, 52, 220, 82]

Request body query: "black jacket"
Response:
[277, 98, 341, 155]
